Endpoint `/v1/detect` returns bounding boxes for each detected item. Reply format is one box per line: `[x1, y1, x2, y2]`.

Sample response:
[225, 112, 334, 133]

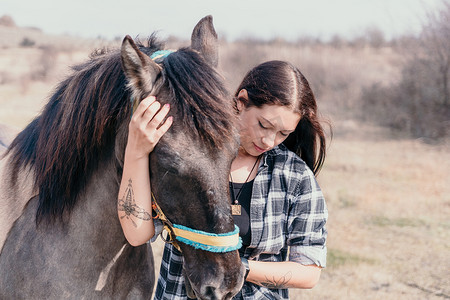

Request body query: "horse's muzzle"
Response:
[182, 257, 244, 300]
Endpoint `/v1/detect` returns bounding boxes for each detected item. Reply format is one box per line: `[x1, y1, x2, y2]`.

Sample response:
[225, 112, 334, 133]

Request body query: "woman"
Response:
[118, 60, 328, 299]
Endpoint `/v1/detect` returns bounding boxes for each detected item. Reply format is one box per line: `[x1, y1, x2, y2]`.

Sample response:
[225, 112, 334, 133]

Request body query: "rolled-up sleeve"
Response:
[150, 219, 164, 243]
[286, 169, 328, 267]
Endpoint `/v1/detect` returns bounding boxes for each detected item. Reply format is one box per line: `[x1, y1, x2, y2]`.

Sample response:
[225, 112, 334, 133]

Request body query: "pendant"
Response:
[231, 204, 241, 216]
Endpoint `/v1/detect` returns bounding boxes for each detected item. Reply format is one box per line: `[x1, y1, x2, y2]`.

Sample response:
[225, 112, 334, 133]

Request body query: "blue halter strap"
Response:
[173, 224, 242, 253]
[150, 49, 175, 61]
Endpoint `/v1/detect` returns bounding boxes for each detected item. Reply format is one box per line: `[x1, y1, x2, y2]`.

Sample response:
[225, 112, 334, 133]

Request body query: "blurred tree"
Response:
[361, 0, 450, 140]
[420, 0, 450, 106]
[0, 15, 16, 27]
[365, 27, 385, 48]
[329, 34, 346, 48]
[19, 37, 35, 47]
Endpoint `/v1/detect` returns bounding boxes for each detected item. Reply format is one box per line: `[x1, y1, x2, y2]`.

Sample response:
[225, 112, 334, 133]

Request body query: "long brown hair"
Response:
[235, 60, 328, 175]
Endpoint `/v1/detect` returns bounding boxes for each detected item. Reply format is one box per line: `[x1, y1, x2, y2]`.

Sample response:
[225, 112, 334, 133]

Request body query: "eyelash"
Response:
[258, 121, 268, 129]
[259, 121, 289, 137]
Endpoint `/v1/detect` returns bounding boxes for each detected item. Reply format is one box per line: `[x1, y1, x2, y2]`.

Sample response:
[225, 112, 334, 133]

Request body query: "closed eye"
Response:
[258, 121, 269, 129]
[166, 168, 179, 175]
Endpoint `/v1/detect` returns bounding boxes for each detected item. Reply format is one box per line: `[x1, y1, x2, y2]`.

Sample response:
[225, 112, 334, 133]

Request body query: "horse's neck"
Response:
[75, 158, 120, 217]
[66, 157, 124, 240]
[0, 153, 123, 252]
[0, 124, 19, 157]
[0, 153, 37, 251]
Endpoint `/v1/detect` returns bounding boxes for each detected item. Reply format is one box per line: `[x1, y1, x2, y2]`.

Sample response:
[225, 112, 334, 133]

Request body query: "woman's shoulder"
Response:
[265, 144, 318, 196]
[270, 144, 322, 203]
[266, 144, 309, 173]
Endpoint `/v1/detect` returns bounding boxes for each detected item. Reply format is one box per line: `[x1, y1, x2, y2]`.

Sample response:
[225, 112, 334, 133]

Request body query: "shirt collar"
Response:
[262, 144, 286, 167]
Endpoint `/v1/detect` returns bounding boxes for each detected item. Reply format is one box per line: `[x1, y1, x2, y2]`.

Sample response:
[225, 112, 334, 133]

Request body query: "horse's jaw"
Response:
[182, 270, 197, 299]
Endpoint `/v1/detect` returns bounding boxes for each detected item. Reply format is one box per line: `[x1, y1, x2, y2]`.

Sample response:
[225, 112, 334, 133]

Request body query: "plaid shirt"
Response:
[153, 144, 328, 299]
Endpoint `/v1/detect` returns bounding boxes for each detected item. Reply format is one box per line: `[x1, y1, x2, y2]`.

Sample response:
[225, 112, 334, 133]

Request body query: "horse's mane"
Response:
[7, 35, 234, 224]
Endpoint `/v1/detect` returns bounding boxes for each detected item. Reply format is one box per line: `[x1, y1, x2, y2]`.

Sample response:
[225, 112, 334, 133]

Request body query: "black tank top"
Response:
[229, 179, 254, 249]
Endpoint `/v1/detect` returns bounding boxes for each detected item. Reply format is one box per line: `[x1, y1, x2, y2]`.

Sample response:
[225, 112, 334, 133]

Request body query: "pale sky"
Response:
[1, 0, 445, 41]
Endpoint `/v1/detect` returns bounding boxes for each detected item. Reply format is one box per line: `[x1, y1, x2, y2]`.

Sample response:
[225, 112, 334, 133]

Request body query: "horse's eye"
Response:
[166, 167, 179, 175]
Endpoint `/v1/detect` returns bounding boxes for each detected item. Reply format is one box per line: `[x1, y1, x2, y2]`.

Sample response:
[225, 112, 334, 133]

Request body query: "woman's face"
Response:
[237, 90, 301, 157]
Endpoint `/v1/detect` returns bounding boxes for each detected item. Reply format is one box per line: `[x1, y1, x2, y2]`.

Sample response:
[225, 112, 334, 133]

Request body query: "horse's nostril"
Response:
[203, 286, 218, 299]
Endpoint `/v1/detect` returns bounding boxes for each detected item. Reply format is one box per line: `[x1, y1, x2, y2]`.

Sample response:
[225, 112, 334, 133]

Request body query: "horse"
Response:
[0, 124, 18, 156]
[0, 16, 243, 299]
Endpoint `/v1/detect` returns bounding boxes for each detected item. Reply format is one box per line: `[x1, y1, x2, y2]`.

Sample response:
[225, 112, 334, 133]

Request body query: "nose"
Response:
[200, 285, 237, 300]
[182, 247, 244, 300]
[194, 264, 244, 300]
[203, 286, 219, 299]
[261, 133, 276, 148]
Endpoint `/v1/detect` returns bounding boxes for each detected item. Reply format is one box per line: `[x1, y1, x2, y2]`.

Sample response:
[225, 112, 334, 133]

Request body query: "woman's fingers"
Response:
[132, 96, 171, 130]
[133, 96, 157, 118]
[126, 96, 173, 157]
[141, 101, 162, 128]
[156, 115, 173, 138]
[148, 104, 170, 130]
[128, 95, 173, 149]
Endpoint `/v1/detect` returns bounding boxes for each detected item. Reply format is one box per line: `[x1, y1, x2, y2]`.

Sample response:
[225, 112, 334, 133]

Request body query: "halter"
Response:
[151, 193, 242, 253]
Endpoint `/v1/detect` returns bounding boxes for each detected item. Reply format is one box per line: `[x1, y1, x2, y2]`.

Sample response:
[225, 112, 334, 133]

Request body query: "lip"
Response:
[253, 143, 267, 153]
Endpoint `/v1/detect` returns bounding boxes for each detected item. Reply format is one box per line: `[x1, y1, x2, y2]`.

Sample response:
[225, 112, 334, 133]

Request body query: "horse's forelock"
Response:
[136, 34, 166, 56]
[162, 48, 236, 150]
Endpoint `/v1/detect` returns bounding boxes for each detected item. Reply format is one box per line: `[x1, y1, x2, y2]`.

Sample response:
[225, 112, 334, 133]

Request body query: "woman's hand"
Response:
[126, 96, 173, 159]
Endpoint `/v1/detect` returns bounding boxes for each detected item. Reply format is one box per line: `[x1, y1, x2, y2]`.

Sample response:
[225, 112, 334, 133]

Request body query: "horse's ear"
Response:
[191, 15, 219, 68]
[121, 35, 161, 99]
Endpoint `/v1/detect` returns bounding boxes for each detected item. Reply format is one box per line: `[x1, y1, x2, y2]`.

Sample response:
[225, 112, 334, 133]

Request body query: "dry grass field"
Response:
[0, 24, 448, 299]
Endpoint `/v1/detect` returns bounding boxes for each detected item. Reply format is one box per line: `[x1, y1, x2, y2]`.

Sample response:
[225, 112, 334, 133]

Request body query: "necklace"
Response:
[229, 156, 261, 216]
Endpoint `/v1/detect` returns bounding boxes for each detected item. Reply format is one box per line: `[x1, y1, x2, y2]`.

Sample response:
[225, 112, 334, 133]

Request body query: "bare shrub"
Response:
[19, 74, 32, 95]
[20, 37, 35, 47]
[348, 26, 386, 49]
[0, 15, 16, 27]
[220, 39, 269, 91]
[0, 71, 13, 85]
[420, 0, 450, 106]
[365, 27, 386, 48]
[30, 46, 59, 81]
[361, 58, 449, 139]
[329, 34, 346, 49]
[360, 0, 450, 140]
[348, 35, 367, 49]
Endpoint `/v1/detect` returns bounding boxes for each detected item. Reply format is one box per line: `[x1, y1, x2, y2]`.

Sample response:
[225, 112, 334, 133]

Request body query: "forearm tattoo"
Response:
[252, 272, 292, 289]
[118, 179, 151, 227]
